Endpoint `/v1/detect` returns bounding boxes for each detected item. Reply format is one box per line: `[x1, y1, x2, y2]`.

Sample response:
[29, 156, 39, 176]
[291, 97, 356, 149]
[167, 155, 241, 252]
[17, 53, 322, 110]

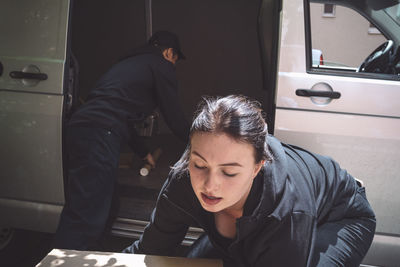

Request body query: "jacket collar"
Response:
[236, 135, 290, 238]
[120, 45, 164, 61]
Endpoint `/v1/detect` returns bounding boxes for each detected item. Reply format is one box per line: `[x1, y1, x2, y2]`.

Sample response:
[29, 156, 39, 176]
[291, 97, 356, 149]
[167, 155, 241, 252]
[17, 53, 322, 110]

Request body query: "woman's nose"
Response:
[203, 172, 220, 192]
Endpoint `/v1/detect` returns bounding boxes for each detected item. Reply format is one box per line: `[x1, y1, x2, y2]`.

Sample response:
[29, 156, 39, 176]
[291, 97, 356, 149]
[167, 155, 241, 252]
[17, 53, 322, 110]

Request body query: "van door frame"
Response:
[258, 0, 282, 134]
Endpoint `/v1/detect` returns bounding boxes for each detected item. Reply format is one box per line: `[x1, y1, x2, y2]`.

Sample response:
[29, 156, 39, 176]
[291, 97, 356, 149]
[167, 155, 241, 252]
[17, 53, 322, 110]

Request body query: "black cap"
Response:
[148, 31, 186, 60]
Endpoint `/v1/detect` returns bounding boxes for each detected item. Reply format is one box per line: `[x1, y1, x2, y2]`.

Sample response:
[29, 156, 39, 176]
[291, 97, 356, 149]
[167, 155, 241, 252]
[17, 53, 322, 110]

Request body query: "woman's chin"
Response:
[200, 201, 223, 213]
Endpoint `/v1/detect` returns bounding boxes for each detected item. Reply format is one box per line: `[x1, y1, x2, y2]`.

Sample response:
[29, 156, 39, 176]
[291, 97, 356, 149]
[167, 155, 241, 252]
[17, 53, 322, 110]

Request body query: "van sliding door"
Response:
[0, 0, 70, 232]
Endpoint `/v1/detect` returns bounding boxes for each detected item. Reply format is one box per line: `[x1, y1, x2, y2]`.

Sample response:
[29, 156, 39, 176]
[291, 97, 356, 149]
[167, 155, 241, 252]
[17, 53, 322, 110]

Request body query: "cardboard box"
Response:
[36, 249, 223, 267]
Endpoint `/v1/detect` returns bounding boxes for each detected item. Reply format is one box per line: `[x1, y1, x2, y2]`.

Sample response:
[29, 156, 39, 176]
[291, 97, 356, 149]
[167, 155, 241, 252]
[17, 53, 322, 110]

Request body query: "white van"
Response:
[1, 0, 399, 266]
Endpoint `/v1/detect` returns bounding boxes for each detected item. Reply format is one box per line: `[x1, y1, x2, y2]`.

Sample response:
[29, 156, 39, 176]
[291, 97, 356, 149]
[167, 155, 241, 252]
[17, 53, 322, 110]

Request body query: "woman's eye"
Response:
[194, 164, 206, 170]
[222, 171, 237, 177]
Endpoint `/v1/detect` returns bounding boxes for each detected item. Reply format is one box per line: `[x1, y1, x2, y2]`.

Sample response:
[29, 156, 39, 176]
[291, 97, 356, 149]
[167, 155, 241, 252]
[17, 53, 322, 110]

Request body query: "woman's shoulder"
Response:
[278, 141, 359, 221]
[160, 170, 194, 202]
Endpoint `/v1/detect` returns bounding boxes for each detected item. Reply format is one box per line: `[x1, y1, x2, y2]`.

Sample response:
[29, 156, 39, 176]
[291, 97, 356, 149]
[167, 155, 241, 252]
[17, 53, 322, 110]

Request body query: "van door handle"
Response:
[10, 71, 48, 81]
[296, 89, 341, 99]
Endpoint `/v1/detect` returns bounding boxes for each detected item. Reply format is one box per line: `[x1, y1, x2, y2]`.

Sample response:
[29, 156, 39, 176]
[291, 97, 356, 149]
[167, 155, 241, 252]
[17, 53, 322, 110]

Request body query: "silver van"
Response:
[1, 0, 399, 266]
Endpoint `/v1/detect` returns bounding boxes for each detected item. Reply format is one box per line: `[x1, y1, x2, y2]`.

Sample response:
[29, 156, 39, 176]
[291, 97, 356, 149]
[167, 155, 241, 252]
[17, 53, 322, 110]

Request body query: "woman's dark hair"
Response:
[172, 95, 272, 176]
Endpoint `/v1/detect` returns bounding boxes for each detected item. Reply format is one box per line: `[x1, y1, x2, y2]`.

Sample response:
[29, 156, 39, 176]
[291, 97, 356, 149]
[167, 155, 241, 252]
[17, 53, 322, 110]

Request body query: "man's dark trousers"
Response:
[53, 126, 121, 250]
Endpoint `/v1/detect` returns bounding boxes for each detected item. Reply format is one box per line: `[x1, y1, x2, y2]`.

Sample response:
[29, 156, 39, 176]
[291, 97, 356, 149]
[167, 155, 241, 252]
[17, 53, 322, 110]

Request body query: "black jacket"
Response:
[129, 136, 367, 266]
[68, 46, 190, 157]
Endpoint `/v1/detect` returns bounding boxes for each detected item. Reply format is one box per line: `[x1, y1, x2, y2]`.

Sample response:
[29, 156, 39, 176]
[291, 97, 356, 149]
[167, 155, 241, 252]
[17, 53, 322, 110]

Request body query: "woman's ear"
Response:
[253, 160, 266, 178]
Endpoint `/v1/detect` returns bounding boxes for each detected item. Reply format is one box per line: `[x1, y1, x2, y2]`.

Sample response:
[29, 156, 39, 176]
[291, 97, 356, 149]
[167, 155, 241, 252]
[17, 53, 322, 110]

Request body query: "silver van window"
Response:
[310, 3, 387, 70]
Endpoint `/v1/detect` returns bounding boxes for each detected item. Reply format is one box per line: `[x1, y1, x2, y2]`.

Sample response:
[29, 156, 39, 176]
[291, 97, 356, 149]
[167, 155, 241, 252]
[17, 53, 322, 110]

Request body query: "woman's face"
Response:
[189, 132, 264, 215]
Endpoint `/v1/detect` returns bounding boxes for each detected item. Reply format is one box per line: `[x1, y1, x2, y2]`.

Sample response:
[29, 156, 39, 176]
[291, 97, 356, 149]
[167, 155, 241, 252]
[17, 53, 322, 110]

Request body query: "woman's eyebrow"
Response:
[191, 151, 242, 167]
[219, 162, 243, 167]
[192, 151, 207, 162]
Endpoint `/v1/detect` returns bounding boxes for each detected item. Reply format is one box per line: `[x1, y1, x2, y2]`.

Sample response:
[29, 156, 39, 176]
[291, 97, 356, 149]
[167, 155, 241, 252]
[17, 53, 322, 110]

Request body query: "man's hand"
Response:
[144, 153, 156, 169]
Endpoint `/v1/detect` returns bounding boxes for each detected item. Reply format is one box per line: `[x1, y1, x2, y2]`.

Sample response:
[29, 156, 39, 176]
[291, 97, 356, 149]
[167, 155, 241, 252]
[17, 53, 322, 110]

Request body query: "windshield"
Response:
[385, 3, 400, 26]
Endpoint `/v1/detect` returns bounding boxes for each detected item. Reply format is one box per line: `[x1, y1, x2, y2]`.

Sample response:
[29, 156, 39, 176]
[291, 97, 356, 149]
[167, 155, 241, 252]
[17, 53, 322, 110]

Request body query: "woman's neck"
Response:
[218, 207, 243, 219]
[214, 212, 238, 239]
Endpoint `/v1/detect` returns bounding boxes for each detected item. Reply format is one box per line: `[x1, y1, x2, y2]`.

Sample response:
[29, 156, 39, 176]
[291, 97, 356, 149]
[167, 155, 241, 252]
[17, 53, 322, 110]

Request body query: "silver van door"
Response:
[0, 0, 70, 233]
[275, 0, 400, 265]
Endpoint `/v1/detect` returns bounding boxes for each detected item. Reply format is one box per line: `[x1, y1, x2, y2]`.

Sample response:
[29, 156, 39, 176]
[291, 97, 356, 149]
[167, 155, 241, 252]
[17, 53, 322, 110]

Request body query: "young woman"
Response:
[124, 95, 376, 266]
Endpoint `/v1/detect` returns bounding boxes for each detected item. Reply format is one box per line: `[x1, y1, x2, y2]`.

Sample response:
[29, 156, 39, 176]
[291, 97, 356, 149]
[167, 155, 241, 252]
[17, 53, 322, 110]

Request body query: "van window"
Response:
[309, 3, 387, 71]
[323, 4, 335, 17]
[386, 4, 400, 26]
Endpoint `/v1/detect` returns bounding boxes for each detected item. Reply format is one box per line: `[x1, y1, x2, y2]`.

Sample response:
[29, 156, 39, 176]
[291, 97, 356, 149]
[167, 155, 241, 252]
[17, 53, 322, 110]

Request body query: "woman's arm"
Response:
[138, 196, 190, 255]
[123, 195, 190, 256]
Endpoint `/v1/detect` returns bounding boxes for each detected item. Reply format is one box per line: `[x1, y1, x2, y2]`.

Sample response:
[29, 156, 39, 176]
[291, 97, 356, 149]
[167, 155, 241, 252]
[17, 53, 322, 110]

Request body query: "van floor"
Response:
[116, 134, 186, 221]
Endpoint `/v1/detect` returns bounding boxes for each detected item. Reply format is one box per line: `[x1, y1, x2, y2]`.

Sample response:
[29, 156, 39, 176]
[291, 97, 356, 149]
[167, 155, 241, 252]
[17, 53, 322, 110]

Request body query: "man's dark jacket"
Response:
[126, 136, 371, 266]
[68, 46, 190, 157]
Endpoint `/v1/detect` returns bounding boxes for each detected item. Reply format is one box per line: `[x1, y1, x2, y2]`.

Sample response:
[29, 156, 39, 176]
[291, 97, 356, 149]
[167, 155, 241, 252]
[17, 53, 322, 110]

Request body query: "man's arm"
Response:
[127, 133, 149, 159]
[153, 61, 190, 143]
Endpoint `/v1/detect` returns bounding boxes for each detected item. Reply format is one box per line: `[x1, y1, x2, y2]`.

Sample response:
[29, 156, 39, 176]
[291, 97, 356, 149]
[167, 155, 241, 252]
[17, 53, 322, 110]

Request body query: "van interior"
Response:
[68, 0, 279, 242]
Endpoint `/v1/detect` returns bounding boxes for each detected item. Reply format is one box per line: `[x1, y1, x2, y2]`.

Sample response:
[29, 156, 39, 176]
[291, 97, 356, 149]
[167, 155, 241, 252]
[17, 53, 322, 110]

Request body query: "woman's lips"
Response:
[201, 193, 222, 205]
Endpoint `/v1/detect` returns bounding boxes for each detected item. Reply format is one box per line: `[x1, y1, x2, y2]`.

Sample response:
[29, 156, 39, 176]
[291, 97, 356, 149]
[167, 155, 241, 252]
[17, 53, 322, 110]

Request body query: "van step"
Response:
[111, 217, 203, 246]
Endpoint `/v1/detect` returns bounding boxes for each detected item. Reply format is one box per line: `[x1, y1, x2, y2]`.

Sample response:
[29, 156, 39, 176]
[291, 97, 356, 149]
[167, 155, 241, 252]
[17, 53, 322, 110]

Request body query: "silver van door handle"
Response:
[10, 71, 48, 81]
[296, 89, 341, 99]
